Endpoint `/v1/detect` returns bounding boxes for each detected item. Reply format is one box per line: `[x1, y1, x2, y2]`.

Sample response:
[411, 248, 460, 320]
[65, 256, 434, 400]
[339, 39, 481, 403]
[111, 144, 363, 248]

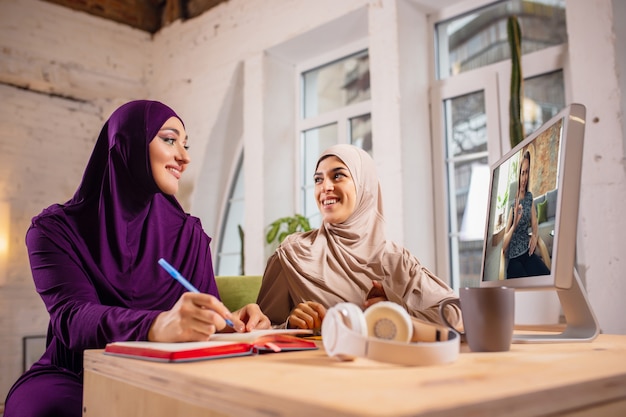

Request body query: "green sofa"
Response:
[215, 275, 263, 312]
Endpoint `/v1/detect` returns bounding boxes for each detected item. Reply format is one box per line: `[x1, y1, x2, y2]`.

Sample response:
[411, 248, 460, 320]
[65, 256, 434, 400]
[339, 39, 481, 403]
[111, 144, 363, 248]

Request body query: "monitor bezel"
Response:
[480, 103, 586, 290]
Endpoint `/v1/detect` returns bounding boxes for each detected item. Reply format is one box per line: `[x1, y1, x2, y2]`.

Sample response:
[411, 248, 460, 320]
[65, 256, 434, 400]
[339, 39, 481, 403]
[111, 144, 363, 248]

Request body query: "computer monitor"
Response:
[480, 103, 599, 342]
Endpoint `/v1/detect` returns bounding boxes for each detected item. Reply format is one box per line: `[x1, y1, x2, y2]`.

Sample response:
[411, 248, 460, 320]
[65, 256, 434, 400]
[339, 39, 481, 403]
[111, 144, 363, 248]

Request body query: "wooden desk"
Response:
[83, 334, 626, 417]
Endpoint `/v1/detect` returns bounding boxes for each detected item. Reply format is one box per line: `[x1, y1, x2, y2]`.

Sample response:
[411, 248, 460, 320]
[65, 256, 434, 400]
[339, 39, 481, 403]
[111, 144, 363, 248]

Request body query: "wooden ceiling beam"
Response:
[42, 0, 229, 34]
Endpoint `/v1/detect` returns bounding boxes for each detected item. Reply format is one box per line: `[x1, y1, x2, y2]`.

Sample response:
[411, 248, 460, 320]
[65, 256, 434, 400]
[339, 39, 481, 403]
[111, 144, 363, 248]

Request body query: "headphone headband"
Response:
[322, 303, 460, 366]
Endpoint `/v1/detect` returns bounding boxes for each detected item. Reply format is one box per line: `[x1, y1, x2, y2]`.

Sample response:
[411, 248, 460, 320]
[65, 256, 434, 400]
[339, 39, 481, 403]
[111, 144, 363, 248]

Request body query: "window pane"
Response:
[447, 92, 487, 158]
[217, 254, 241, 277]
[301, 124, 337, 226]
[216, 157, 244, 276]
[444, 91, 488, 288]
[230, 162, 245, 199]
[523, 70, 564, 135]
[302, 124, 338, 187]
[349, 113, 372, 154]
[220, 199, 244, 254]
[435, 0, 566, 79]
[454, 159, 489, 288]
[303, 50, 370, 118]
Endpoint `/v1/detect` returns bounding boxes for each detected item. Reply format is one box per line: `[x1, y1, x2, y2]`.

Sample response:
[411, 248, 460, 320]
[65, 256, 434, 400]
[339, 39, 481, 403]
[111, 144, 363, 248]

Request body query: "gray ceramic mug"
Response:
[439, 287, 515, 352]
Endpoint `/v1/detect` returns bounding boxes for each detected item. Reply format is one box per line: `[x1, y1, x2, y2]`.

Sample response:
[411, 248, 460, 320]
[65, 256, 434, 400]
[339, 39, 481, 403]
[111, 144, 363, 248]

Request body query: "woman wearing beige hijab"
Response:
[256, 144, 461, 330]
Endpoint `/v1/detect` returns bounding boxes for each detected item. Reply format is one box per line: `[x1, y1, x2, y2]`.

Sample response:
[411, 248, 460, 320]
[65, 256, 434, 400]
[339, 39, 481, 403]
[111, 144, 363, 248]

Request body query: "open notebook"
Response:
[104, 329, 317, 362]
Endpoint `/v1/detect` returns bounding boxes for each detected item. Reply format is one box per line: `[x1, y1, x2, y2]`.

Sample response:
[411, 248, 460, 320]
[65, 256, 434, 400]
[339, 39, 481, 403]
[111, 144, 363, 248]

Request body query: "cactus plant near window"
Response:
[508, 15, 524, 148]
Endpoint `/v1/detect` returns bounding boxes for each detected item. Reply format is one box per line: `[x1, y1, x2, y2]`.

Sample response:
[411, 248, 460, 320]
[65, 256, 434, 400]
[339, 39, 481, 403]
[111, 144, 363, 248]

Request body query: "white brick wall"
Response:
[0, 0, 150, 401]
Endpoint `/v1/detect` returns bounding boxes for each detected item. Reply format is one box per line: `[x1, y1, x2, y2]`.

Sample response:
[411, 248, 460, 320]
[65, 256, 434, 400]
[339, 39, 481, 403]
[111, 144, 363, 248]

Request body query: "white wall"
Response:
[567, 0, 626, 335]
[0, 0, 625, 403]
[613, 0, 626, 165]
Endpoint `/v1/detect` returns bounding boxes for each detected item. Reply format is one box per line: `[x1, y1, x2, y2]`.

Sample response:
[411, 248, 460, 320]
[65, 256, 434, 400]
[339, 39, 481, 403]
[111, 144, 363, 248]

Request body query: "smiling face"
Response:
[314, 155, 357, 224]
[149, 116, 190, 195]
[519, 155, 530, 194]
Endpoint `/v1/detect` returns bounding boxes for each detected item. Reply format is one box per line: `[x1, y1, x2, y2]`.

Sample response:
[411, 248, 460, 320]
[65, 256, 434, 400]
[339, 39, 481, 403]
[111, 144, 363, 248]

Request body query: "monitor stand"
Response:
[513, 268, 600, 343]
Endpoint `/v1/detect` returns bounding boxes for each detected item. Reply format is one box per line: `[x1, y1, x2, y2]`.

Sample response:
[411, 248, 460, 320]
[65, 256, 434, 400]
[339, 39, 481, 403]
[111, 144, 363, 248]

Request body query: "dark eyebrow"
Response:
[313, 167, 348, 177]
[159, 127, 189, 142]
[159, 127, 180, 135]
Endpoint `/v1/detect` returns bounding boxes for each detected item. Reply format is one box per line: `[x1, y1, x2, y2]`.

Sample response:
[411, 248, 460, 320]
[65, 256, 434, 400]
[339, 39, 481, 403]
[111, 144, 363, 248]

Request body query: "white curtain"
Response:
[459, 163, 489, 241]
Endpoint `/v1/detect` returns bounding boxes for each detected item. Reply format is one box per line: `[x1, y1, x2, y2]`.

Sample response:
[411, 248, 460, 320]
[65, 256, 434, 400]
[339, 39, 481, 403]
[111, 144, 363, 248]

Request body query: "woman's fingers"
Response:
[149, 292, 241, 342]
[233, 304, 271, 331]
[366, 281, 385, 300]
[364, 296, 387, 308]
[290, 302, 325, 329]
[181, 292, 238, 332]
[310, 302, 327, 322]
[187, 292, 232, 318]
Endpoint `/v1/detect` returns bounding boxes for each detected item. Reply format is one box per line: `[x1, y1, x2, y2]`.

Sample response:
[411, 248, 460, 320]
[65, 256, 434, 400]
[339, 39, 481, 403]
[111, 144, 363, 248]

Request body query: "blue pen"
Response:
[158, 258, 235, 328]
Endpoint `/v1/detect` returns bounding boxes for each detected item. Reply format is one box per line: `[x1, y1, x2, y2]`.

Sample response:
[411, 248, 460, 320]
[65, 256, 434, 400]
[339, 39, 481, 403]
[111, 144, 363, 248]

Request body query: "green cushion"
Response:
[215, 275, 263, 312]
[536, 199, 548, 224]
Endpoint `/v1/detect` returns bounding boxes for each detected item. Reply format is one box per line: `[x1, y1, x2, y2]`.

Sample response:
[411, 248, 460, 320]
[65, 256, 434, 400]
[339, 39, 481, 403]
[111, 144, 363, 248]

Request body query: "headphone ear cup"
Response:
[363, 301, 413, 343]
[335, 302, 368, 337]
[322, 302, 368, 361]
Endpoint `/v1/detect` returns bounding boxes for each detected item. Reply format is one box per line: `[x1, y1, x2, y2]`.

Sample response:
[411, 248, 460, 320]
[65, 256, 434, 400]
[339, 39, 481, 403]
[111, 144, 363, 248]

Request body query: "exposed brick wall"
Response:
[0, 0, 150, 401]
[1, 1, 150, 102]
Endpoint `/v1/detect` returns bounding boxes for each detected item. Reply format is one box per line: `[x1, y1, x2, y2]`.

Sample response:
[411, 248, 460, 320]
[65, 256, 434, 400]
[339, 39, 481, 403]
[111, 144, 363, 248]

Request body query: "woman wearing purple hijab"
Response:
[4, 100, 270, 417]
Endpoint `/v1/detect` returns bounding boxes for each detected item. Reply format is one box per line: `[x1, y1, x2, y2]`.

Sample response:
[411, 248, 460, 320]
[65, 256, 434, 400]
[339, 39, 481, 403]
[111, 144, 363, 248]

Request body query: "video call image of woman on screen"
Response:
[482, 117, 564, 282]
[502, 149, 552, 278]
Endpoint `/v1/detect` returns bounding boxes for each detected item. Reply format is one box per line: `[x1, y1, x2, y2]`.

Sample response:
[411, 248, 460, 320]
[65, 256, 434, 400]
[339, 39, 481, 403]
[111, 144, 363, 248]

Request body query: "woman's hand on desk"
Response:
[288, 301, 326, 331]
[231, 303, 271, 332]
[148, 292, 244, 342]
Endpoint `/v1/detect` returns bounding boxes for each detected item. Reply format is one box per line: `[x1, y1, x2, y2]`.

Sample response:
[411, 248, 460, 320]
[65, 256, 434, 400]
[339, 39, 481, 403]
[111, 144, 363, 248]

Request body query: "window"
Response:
[216, 155, 244, 275]
[435, 0, 567, 80]
[444, 91, 490, 288]
[298, 49, 372, 227]
[430, 0, 567, 289]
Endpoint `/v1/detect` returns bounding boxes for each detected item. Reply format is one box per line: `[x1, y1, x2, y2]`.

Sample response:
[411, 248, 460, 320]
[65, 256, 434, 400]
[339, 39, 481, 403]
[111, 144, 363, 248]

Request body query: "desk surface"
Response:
[83, 334, 626, 417]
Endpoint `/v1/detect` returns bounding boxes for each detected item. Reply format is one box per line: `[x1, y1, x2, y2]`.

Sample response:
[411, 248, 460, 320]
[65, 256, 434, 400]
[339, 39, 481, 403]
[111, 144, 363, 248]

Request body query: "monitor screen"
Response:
[481, 103, 585, 290]
[479, 103, 598, 342]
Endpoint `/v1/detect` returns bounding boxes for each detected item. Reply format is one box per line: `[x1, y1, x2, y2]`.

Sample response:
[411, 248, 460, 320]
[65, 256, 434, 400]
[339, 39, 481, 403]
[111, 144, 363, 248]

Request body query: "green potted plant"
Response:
[265, 214, 312, 246]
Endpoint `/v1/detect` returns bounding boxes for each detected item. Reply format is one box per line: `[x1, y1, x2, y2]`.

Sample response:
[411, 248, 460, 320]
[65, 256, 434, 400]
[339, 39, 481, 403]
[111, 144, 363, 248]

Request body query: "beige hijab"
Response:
[257, 144, 460, 327]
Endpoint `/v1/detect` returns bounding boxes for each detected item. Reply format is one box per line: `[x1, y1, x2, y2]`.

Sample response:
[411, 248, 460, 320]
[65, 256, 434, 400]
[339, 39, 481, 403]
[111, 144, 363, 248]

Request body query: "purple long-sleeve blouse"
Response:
[18, 100, 220, 377]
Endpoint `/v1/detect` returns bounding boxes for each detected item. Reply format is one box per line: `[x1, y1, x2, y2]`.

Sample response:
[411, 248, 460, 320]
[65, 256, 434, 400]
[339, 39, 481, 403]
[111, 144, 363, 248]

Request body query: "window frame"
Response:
[428, 0, 569, 289]
[294, 39, 371, 223]
[215, 152, 245, 276]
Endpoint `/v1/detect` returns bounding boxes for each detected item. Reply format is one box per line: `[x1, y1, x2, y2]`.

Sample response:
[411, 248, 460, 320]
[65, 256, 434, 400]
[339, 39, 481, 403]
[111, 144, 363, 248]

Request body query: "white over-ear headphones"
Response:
[322, 301, 460, 366]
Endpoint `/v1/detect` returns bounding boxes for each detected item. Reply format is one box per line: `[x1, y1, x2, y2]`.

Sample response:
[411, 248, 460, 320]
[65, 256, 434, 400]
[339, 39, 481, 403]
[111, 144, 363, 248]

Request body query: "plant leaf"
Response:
[266, 223, 280, 244]
[297, 215, 311, 231]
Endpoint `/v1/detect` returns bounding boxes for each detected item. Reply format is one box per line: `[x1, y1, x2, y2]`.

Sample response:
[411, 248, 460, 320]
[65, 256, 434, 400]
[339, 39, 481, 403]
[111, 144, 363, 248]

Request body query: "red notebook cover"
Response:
[104, 330, 317, 363]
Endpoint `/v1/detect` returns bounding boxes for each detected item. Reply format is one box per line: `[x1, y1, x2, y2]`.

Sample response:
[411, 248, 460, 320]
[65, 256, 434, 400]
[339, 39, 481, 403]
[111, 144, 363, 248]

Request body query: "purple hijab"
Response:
[23, 100, 218, 374]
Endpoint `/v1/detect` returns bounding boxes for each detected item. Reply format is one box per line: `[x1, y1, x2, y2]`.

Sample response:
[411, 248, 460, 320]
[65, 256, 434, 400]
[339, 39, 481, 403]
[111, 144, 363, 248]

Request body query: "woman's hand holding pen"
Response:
[153, 258, 265, 339]
[148, 292, 244, 342]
